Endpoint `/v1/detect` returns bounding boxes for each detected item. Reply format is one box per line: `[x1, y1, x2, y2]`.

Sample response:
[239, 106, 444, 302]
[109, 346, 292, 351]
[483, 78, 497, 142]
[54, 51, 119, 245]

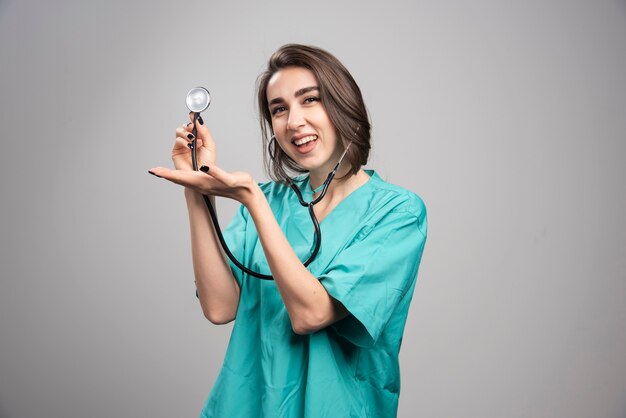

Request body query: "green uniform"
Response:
[201, 171, 427, 418]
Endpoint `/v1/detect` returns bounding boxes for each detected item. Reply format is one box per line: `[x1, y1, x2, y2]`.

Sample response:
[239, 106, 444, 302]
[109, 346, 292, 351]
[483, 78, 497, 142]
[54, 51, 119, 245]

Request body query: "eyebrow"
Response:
[268, 86, 319, 106]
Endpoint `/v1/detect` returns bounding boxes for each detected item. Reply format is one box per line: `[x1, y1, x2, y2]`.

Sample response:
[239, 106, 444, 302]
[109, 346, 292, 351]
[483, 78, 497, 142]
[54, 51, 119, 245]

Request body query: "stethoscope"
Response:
[186, 87, 351, 280]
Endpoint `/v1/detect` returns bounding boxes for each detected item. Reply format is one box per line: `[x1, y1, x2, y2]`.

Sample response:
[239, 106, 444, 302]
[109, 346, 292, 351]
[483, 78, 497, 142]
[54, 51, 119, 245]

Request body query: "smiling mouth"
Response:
[293, 135, 318, 147]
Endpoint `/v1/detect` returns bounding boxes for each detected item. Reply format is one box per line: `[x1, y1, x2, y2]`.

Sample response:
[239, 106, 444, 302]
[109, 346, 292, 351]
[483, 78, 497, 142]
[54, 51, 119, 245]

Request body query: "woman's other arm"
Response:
[243, 182, 348, 335]
[166, 117, 240, 324]
[184, 189, 240, 324]
[149, 164, 346, 334]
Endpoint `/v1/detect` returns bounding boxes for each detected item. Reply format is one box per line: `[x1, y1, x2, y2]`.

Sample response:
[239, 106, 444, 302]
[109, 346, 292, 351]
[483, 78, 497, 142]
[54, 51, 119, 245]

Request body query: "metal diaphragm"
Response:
[186, 87, 211, 113]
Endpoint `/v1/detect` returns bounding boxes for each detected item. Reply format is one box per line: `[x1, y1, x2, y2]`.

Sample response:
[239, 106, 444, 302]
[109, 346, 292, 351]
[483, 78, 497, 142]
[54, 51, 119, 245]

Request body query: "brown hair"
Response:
[257, 44, 371, 183]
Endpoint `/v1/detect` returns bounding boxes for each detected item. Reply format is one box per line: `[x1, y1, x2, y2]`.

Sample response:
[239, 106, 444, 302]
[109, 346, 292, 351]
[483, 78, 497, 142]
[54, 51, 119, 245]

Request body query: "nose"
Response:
[286, 106, 306, 131]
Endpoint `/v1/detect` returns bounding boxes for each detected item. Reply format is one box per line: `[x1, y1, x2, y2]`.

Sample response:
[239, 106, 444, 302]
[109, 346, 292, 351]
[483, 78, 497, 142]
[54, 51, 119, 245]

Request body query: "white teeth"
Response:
[294, 135, 317, 146]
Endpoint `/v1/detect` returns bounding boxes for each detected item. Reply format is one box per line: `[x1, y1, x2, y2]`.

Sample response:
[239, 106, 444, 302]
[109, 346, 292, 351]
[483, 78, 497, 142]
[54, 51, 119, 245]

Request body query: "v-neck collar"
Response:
[295, 170, 378, 225]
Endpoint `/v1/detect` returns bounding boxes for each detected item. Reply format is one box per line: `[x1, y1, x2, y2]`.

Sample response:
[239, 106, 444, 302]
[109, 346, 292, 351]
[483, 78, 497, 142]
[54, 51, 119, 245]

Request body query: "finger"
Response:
[200, 163, 226, 179]
[173, 137, 205, 155]
[176, 126, 196, 142]
[188, 112, 214, 143]
[173, 137, 191, 152]
[198, 164, 235, 187]
[148, 166, 206, 189]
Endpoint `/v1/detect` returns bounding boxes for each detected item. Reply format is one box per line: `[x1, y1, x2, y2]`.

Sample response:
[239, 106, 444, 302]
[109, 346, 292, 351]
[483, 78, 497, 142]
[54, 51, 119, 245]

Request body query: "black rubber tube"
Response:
[191, 112, 324, 280]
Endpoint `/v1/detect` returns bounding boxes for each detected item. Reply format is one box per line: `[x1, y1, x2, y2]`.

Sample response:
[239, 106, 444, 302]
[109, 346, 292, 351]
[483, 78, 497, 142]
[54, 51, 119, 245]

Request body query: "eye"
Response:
[271, 105, 287, 116]
[303, 96, 320, 104]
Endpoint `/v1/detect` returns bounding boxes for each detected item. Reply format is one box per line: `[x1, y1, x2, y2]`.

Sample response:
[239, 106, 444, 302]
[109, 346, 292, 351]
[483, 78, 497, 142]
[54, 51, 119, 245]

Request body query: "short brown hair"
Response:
[257, 44, 371, 183]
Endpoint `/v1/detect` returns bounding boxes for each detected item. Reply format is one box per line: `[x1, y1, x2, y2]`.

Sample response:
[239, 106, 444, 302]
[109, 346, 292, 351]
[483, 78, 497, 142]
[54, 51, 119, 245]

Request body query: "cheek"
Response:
[271, 125, 291, 149]
[315, 109, 336, 131]
[270, 117, 286, 134]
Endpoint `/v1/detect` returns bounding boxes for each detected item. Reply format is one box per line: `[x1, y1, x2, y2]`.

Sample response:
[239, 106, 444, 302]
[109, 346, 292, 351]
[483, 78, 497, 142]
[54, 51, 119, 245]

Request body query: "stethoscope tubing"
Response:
[190, 112, 332, 280]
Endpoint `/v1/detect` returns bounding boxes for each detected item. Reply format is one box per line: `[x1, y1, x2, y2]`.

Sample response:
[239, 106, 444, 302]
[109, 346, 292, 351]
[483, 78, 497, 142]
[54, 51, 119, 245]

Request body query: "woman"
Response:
[149, 44, 427, 418]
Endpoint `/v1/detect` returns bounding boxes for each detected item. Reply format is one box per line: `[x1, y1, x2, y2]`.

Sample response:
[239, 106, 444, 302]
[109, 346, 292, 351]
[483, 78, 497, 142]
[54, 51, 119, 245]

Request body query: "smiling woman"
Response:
[265, 67, 353, 193]
[257, 44, 371, 184]
[149, 44, 428, 418]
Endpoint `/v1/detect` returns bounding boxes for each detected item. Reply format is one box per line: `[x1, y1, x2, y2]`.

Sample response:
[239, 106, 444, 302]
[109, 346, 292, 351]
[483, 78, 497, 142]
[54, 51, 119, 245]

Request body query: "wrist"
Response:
[242, 182, 264, 209]
[184, 187, 205, 201]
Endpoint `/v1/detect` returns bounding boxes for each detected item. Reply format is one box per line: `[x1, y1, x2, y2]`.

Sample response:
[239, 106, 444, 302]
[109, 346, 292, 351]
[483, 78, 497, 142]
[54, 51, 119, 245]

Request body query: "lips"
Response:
[290, 134, 318, 154]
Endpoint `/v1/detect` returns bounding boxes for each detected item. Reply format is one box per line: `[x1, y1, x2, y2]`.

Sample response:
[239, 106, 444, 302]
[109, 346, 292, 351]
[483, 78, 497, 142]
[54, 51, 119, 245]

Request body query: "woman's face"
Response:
[266, 66, 343, 174]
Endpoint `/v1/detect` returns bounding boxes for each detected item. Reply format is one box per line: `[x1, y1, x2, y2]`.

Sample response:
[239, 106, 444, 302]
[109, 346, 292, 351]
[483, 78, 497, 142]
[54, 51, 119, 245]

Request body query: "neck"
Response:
[309, 141, 354, 191]
[309, 161, 349, 192]
[310, 165, 368, 201]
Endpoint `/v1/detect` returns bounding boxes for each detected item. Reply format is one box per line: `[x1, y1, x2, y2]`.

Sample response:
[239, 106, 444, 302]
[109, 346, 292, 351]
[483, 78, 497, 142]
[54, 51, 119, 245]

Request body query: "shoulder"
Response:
[367, 171, 427, 224]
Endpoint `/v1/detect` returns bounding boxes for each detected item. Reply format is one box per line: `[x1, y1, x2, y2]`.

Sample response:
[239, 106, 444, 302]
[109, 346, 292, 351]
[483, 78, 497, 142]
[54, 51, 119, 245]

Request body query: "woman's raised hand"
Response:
[150, 113, 260, 205]
[171, 113, 217, 171]
[148, 164, 258, 206]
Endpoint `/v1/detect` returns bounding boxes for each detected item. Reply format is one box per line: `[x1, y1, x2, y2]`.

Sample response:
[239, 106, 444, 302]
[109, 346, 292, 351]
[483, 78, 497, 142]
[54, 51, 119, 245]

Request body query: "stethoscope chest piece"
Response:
[186, 87, 211, 113]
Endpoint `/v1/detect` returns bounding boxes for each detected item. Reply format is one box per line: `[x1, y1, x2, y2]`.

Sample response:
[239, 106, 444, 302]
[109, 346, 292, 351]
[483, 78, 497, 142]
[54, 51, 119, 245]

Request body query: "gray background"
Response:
[1, 0, 625, 417]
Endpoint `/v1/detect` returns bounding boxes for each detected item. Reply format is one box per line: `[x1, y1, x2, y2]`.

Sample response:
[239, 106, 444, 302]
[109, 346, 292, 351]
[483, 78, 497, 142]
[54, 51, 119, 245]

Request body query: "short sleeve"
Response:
[221, 204, 249, 287]
[319, 207, 427, 348]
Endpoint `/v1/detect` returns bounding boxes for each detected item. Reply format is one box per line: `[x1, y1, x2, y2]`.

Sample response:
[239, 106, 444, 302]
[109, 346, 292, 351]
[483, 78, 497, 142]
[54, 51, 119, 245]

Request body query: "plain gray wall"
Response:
[1, 0, 625, 417]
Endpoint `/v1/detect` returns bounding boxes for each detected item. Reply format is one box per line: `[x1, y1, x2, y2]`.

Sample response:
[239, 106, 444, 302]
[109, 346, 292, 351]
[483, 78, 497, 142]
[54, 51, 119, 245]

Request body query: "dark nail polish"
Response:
[187, 143, 194, 149]
[200, 165, 210, 173]
[198, 115, 204, 125]
[148, 170, 162, 178]
[187, 133, 194, 140]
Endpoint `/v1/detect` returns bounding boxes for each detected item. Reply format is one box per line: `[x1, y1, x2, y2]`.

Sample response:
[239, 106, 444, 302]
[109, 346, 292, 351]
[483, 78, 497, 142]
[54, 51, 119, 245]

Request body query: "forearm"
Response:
[244, 186, 347, 334]
[185, 188, 240, 324]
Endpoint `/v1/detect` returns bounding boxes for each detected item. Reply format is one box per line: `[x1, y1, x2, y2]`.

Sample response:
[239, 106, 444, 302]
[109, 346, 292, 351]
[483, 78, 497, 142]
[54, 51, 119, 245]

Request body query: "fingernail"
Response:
[200, 165, 210, 173]
[187, 133, 194, 140]
[187, 143, 194, 149]
[198, 115, 204, 125]
[148, 170, 162, 178]
[187, 122, 192, 127]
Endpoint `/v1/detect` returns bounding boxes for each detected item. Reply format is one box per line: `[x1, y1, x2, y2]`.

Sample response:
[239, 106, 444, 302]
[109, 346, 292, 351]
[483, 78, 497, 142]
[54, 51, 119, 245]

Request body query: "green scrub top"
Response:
[201, 170, 427, 418]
